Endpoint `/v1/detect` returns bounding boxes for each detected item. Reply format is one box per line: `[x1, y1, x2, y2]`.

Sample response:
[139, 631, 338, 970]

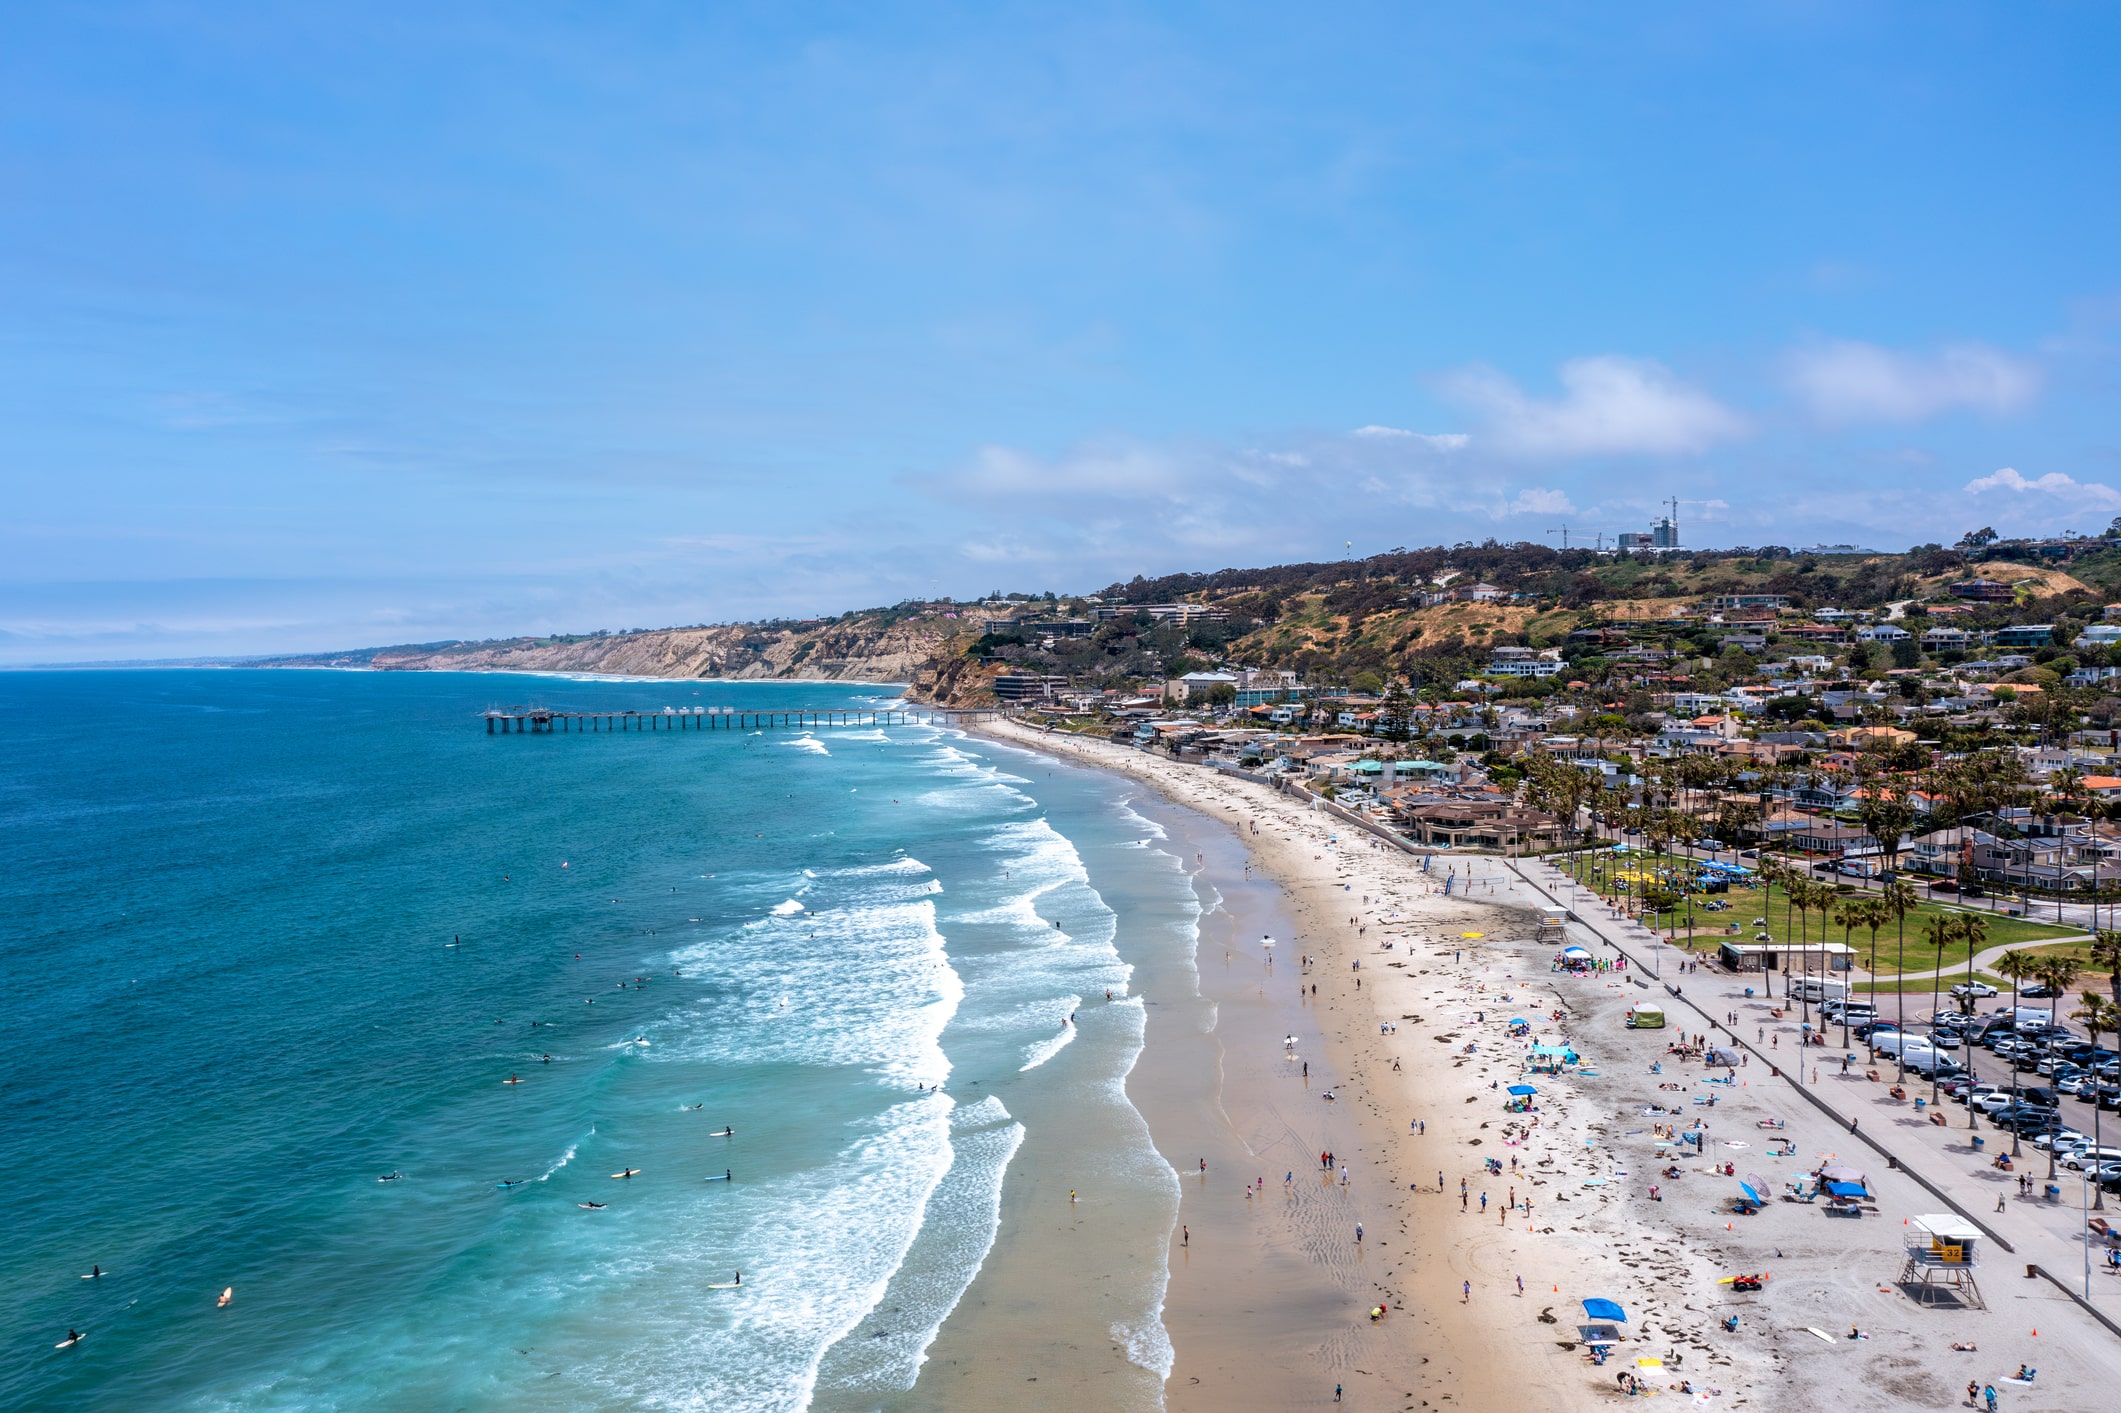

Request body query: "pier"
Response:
[481, 705, 1001, 734]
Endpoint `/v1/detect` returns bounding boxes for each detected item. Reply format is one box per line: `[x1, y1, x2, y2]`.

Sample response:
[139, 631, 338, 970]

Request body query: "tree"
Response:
[2033, 952, 2085, 1180]
[1960, 527, 1998, 549]
[1957, 914, 1987, 1129]
[1836, 897, 1884, 1048]
[2091, 929, 2121, 1009]
[1993, 948, 2040, 1157]
[1921, 915, 1956, 1102]
[2074, 991, 2121, 1210]
[1881, 879, 1917, 1069]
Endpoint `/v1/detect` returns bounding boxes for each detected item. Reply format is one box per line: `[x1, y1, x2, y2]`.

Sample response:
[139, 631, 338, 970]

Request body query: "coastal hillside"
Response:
[275, 534, 2121, 702]
[268, 610, 974, 687]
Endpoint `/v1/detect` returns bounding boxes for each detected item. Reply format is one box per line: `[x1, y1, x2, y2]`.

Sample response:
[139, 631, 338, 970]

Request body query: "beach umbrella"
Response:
[1581, 1297, 1627, 1323]
[1509, 1017, 1529, 1026]
[1737, 1177, 1766, 1206]
[1507, 1084, 1538, 1096]
[1817, 1165, 1865, 1185]
[1561, 947, 1591, 959]
[1260, 936, 1275, 948]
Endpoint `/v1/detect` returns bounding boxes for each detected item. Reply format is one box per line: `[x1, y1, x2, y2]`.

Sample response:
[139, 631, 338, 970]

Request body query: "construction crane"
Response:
[1545, 524, 1615, 552]
[1660, 497, 1720, 548]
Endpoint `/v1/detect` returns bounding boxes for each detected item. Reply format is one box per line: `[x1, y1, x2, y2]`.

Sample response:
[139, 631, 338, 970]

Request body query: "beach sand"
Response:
[962, 719, 2121, 1412]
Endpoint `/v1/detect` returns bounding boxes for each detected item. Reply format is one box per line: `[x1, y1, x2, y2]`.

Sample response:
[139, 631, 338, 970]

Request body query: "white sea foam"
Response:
[785, 734, 831, 755]
[770, 899, 805, 916]
[537, 1128, 590, 1181]
[1018, 1013, 1078, 1071]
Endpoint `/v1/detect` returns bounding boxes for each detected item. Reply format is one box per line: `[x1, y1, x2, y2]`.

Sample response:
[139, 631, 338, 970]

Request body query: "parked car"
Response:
[1972, 1092, 2019, 1114]
[2062, 1146, 2121, 1171]
[2030, 1129, 2090, 1153]
[1693, 838, 1721, 851]
[2022, 983, 2059, 998]
[1739, 849, 1760, 859]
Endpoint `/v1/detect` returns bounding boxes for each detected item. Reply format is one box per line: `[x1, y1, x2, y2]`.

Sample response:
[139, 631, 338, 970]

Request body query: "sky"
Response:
[4, 3, 2120, 662]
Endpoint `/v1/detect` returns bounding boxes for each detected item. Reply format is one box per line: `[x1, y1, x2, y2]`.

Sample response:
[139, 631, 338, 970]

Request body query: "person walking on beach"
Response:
[1462, 1279, 1471, 1303]
[1355, 1222, 1362, 1243]
[1181, 1225, 1188, 1247]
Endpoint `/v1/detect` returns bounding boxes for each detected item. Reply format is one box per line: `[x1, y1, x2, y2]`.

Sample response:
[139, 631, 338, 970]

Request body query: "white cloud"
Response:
[1439, 356, 1747, 458]
[1965, 466, 2121, 508]
[1504, 487, 1575, 516]
[1785, 341, 2040, 424]
[1350, 425, 1470, 449]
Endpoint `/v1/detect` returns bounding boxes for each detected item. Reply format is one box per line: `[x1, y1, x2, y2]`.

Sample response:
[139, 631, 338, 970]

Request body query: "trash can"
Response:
[1972, 1136, 1985, 1151]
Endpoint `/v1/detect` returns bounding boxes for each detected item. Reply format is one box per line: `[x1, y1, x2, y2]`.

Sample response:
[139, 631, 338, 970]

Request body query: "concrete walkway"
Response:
[1509, 854, 2121, 1329]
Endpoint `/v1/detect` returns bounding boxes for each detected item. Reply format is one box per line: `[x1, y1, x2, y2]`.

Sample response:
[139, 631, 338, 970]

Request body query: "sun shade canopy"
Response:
[1581, 1298, 1627, 1323]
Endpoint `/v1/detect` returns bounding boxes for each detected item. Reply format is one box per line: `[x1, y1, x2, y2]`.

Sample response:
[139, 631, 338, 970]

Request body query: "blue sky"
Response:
[4, 3, 2119, 661]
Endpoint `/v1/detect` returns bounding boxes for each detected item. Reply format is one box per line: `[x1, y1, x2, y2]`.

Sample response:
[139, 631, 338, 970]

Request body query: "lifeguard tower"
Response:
[1536, 906, 1568, 943]
[1898, 1214, 1984, 1308]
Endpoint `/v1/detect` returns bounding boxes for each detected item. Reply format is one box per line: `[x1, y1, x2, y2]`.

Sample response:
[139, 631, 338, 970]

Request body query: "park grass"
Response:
[1555, 848, 2079, 968]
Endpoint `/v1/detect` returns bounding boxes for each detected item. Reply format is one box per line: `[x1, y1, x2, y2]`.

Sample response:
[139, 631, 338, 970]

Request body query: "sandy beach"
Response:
[972, 718, 2121, 1412]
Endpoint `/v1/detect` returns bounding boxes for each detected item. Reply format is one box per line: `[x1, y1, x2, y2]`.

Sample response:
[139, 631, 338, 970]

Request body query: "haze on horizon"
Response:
[4, 3, 2119, 664]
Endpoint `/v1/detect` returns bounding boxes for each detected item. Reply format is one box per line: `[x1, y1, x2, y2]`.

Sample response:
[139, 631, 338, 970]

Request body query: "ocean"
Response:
[0, 670, 1201, 1411]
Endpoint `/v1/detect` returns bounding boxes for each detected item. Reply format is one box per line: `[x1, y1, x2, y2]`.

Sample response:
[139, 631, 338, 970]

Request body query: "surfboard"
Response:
[704, 1173, 731, 1181]
[578, 1202, 605, 1209]
[81, 1272, 103, 1280]
[56, 1333, 83, 1348]
[497, 1179, 528, 1188]
[502, 1078, 523, 1085]
[217, 1288, 233, 1308]
[707, 1281, 740, 1289]
[610, 1169, 641, 1179]
[711, 1129, 734, 1137]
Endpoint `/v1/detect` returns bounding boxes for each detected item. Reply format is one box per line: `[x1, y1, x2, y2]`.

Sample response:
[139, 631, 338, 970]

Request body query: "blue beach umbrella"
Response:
[1507, 1084, 1538, 1096]
[1582, 1297, 1628, 1323]
[1738, 1179, 1765, 1206]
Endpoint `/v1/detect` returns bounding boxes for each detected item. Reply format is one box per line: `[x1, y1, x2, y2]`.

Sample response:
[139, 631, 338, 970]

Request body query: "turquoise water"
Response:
[0, 671, 1189, 1411]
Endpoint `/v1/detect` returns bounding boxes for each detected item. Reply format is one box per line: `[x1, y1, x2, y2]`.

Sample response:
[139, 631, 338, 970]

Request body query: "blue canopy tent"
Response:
[1507, 1084, 1538, 1096]
[1825, 1180, 1866, 1199]
[1581, 1298, 1627, 1323]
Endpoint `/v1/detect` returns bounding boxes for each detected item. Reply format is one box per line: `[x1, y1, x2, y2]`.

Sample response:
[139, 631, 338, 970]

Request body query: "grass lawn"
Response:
[1554, 848, 2080, 969]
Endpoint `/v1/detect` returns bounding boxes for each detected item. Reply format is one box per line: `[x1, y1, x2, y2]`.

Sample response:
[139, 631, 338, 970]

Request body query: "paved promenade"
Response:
[1505, 854, 2121, 1333]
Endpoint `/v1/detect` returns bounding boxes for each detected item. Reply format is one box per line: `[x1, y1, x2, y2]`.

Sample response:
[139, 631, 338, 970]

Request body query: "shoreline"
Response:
[961, 719, 2121, 1413]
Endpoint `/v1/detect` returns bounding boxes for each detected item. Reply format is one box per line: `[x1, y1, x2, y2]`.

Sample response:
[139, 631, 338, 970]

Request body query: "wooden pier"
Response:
[481, 705, 1001, 734]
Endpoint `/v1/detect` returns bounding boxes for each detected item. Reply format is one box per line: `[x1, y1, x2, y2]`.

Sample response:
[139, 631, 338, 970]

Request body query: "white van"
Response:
[1792, 979, 1849, 1005]
[1872, 1033, 1935, 1061]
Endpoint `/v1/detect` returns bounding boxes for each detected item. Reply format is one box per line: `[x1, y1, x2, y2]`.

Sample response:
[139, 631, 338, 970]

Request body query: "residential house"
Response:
[1950, 579, 2017, 602]
[1992, 625, 2054, 648]
[1857, 624, 1911, 643]
[1396, 799, 1567, 850]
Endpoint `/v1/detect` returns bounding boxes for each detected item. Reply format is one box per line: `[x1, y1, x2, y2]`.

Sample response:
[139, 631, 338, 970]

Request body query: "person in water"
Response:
[65, 1330, 82, 1345]
[733, 1270, 741, 1285]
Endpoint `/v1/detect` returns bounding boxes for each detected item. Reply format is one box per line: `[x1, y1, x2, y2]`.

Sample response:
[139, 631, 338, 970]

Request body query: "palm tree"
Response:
[1882, 880, 1918, 1076]
[1834, 896, 1881, 1049]
[2034, 953, 2087, 1181]
[1993, 948, 2040, 1157]
[1790, 880, 1817, 1025]
[1921, 914, 1956, 1101]
[2074, 991, 2121, 1211]
[2092, 929, 2121, 1010]
[1855, 895, 1888, 974]
[2036, 953, 2083, 1032]
[1956, 913, 1988, 1131]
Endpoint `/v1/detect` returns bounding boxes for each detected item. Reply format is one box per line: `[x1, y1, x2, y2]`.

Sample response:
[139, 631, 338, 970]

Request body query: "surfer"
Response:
[378, 1172, 401, 1183]
[498, 1179, 528, 1188]
[60, 1330, 83, 1348]
[579, 1201, 606, 1209]
[87, 1265, 101, 1279]
[218, 1287, 233, 1308]
[613, 1168, 640, 1179]
[504, 1075, 521, 1085]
